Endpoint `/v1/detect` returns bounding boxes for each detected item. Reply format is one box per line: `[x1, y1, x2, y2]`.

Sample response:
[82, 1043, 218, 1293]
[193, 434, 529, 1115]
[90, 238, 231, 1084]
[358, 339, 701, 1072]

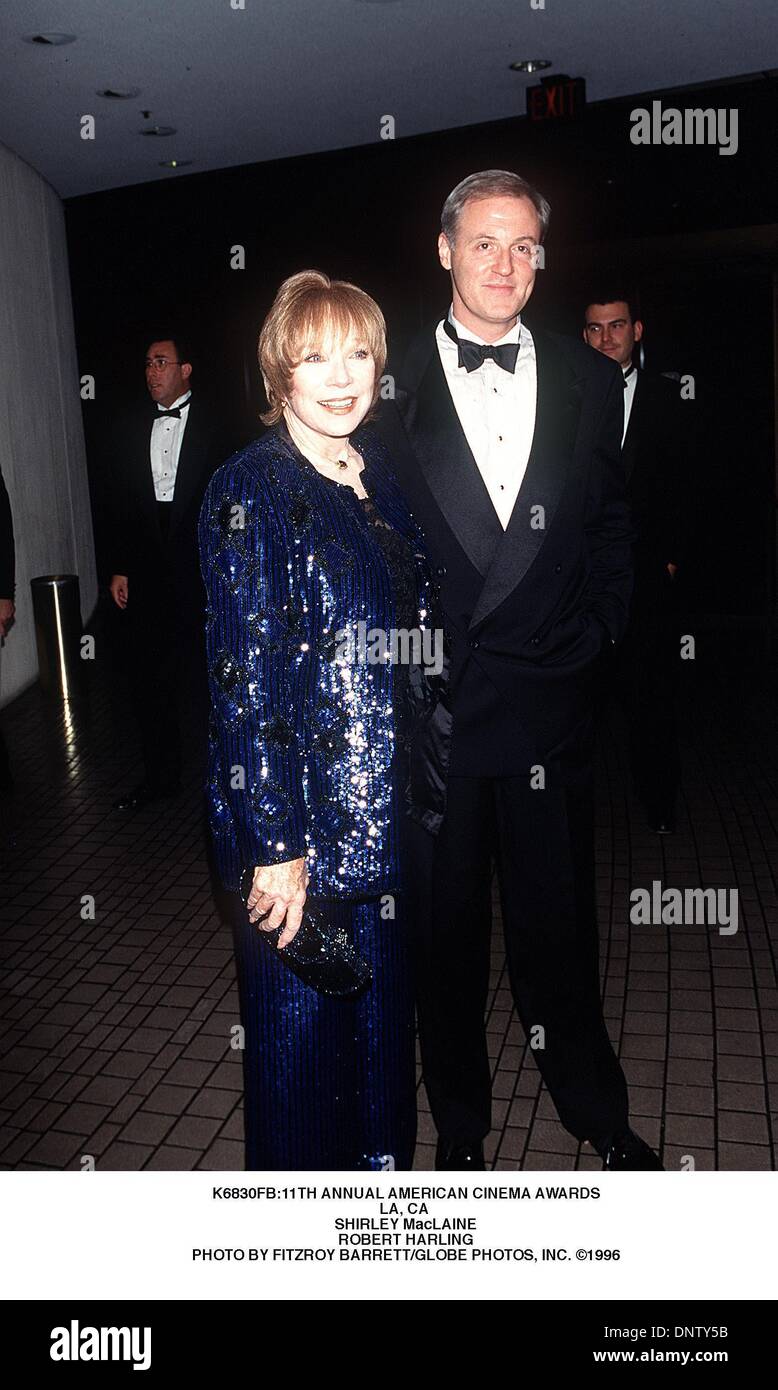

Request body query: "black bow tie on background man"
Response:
[155, 394, 192, 419]
[622, 363, 636, 388]
[443, 317, 520, 374]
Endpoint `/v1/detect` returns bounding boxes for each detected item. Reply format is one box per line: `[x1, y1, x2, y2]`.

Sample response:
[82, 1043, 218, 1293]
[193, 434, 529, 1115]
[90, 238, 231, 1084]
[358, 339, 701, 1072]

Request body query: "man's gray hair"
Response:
[441, 169, 551, 245]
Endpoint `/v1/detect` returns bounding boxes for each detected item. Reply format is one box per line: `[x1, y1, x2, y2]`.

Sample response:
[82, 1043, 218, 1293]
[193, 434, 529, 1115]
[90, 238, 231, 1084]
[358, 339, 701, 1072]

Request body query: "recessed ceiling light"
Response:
[158, 159, 192, 170]
[141, 125, 177, 137]
[23, 32, 77, 46]
[96, 87, 141, 100]
[510, 59, 553, 74]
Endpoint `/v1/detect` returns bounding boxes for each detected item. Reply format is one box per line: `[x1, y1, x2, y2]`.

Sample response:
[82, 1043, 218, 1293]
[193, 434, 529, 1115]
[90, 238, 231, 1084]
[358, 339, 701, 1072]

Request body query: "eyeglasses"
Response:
[144, 357, 181, 370]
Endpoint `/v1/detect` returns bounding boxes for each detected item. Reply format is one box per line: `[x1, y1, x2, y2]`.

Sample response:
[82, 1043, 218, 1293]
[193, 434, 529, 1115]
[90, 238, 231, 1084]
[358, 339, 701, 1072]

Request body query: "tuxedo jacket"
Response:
[622, 370, 685, 611]
[0, 466, 14, 599]
[110, 397, 223, 621]
[376, 322, 634, 777]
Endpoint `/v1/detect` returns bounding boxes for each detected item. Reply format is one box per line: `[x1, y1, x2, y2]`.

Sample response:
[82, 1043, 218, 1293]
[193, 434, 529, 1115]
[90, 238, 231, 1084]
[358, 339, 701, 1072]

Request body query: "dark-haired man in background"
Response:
[583, 293, 684, 833]
[109, 337, 223, 810]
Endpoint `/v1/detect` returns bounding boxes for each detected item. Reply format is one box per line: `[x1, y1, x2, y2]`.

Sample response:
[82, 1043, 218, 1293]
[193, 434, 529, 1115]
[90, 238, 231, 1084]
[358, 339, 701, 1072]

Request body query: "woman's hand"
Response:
[247, 858, 309, 948]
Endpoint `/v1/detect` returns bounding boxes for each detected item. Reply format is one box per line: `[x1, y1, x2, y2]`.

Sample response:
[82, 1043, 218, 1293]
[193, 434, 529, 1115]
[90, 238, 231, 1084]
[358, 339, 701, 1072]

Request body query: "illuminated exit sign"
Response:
[527, 75, 586, 122]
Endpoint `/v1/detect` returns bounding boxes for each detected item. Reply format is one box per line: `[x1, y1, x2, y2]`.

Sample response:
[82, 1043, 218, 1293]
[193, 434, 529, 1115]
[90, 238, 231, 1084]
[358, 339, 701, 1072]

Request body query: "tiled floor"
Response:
[1, 610, 776, 1171]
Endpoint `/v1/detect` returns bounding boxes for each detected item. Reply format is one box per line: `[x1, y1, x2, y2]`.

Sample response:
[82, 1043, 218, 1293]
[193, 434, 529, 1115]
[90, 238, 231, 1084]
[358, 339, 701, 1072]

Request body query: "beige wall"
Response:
[0, 142, 96, 706]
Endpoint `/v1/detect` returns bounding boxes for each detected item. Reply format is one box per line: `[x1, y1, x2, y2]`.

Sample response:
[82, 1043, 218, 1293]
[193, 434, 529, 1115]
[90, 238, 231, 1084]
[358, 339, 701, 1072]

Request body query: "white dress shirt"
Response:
[436, 308, 537, 529]
[622, 363, 637, 446]
[150, 391, 191, 501]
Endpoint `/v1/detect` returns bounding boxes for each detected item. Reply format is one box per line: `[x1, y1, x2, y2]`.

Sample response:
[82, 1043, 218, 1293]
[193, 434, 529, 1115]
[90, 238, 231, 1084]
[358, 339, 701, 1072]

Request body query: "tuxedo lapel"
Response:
[397, 345, 503, 576]
[468, 326, 584, 631]
[621, 373, 642, 484]
[170, 403, 206, 532]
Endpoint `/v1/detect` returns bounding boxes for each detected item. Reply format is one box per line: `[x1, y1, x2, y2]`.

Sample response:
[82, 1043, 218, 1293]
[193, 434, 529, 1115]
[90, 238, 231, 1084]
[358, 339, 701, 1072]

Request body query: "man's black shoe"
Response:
[600, 1127, 664, 1171]
[435, 1139, 485, 1171]
[112, 782, 181, 811]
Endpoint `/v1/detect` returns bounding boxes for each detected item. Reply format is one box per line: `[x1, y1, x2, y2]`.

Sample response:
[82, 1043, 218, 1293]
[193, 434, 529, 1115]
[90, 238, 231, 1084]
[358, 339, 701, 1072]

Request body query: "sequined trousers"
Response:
[229, 891, 417, 1171]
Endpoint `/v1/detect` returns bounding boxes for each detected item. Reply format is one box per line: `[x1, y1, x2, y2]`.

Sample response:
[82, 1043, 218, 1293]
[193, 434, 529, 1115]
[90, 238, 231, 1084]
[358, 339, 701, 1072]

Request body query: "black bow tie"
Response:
[156, 396, 191, 419]
[622, 364, 636, 388]
[443, 318, 519, 374]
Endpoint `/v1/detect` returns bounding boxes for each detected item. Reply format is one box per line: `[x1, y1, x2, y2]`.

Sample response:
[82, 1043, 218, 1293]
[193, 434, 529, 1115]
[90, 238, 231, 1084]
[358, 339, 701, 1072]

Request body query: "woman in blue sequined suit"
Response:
[199, 271, 445, 1170]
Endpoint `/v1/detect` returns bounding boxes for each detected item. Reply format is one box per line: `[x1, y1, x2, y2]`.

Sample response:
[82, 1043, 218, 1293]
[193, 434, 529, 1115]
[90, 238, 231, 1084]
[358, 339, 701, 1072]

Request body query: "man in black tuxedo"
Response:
[380, 170, 662, 1170]
[583, 292, 683, 832]
[109, 337, 222, 810]
[0, 466, 15, 794]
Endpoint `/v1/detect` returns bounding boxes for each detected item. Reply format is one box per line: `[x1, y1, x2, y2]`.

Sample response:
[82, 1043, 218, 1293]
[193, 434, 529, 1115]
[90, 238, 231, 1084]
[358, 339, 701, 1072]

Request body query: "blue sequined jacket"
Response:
[198, 422, 446, 896]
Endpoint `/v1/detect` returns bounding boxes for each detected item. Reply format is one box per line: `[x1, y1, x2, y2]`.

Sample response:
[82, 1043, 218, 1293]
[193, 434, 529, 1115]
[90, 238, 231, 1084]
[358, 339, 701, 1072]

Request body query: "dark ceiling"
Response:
[0, 0, 775, 197]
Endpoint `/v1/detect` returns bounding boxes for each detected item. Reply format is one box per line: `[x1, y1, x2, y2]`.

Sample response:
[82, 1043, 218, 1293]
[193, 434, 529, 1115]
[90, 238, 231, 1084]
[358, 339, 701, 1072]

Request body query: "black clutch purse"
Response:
[238, 867, 373, 999]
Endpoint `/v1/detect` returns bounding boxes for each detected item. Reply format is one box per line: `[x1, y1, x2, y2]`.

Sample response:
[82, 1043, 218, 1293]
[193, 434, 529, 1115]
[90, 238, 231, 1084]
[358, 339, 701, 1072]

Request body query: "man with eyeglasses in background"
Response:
[109, 337, 223, 810]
